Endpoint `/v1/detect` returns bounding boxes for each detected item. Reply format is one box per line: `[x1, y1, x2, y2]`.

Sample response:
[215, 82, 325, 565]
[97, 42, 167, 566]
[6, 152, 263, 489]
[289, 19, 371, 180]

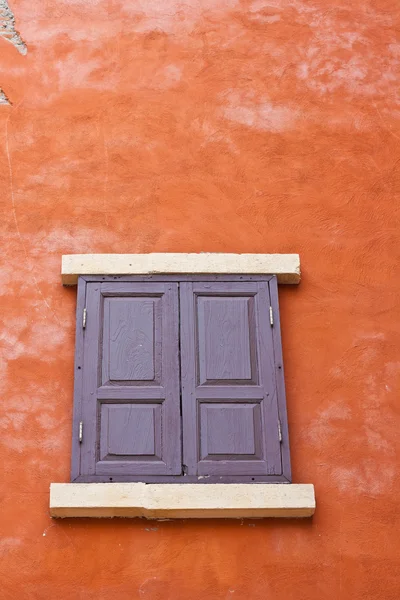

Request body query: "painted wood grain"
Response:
[197, 297, 253, 383]
[106, 299, 155, 382]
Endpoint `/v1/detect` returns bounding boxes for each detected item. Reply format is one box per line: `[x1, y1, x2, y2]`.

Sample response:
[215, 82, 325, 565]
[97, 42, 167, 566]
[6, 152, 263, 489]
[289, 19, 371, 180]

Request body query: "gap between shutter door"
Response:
[177, 282, 185, 477]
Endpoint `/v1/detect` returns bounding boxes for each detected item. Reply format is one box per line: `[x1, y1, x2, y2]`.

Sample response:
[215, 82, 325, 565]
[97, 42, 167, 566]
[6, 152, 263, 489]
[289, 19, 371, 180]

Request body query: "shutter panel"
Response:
[78, 281, 181, 480]
[180, 280, 282, 479]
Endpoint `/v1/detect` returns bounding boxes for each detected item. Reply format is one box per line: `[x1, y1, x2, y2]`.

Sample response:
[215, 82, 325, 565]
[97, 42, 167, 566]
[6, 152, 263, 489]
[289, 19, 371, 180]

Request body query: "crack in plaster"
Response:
[0, 0, 27, 55]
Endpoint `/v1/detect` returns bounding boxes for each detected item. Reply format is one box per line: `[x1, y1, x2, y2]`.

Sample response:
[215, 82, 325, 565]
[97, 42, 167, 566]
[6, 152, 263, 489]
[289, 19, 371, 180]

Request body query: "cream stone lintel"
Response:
[61, 253, 301, 285]
[50, 483, 315, 519]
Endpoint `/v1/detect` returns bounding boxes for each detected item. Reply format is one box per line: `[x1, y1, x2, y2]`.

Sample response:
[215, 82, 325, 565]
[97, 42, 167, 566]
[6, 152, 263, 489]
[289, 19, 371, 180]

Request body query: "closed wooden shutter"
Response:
[72, 275, 290, 483]
[76, 281, 181, 481]
[180, 280, 283, 480]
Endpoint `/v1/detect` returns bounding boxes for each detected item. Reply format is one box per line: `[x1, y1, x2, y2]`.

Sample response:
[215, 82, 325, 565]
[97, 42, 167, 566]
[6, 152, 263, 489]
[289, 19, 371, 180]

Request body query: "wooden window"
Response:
[71, 275, 291, 483]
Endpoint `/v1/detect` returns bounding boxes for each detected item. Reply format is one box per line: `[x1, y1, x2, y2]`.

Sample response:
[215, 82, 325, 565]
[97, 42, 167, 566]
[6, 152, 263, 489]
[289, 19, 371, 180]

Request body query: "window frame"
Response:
[71, 274, 291, 484]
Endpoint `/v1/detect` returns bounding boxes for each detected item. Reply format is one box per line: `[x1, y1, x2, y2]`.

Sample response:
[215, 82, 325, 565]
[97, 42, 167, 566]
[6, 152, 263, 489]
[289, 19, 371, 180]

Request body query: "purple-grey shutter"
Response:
[180, 280, 283, 479]
[78, 281, 181, 480]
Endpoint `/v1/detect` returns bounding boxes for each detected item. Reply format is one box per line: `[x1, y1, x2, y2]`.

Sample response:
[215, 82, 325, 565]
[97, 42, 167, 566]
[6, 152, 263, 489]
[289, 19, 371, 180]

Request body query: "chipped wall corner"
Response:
[0, 87, 10, 105]
[0, 0, 27, 56]
[0, 0, 27, 106]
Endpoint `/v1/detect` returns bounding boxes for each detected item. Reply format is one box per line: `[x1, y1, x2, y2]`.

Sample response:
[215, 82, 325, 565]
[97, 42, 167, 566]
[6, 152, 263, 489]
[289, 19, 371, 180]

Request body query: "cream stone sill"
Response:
[50, 483, 315, 519]
[61, 253, 300, 285]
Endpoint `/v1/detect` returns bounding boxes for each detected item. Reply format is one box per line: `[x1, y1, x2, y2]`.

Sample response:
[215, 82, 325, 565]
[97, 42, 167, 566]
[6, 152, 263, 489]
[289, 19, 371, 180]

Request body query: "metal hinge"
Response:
[82, 308, 87, 329]
[278, 418, 282, 443]
[269, 306, 274, 327]
[79, 421, 83, 443]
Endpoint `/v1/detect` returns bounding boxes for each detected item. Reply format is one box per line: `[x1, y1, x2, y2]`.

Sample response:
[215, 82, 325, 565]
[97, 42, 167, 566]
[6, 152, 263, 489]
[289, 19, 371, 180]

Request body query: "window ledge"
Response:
[61, 253, 300, 285]
[50, 483, 315, 519]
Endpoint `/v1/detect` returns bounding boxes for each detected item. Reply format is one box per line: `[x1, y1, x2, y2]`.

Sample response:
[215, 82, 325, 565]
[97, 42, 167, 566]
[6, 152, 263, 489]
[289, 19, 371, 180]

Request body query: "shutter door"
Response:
[80, 282, 181, 480]
[180, 280, 282, 479]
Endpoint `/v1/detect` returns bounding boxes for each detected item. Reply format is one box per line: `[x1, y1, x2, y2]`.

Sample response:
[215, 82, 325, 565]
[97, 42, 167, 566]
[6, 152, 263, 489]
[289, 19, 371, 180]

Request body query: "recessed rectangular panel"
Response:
[102, 297, 160, 385]
[197, 297, 253, 384]
[199, 403, 262, 460]
[109, 299, 155, 381]
[100, 404, 160, 460]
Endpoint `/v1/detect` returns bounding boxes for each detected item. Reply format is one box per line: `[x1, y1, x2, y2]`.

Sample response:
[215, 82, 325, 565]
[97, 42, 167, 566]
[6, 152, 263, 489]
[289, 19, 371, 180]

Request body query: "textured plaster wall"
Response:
[0, 0, 400, 598]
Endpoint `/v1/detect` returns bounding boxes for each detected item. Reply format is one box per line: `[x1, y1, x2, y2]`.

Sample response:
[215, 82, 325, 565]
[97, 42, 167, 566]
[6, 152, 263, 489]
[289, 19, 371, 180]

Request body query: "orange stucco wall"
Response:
[1, 0, 400, 598]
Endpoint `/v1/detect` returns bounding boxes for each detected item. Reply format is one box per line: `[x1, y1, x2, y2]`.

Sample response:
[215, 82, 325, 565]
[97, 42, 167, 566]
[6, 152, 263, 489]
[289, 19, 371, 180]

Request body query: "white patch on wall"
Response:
[222, 90, 298, 132]
[123, 0, 239, 34]
[331, 462, 396, 497]
[35, 413, 61, 429]
[162, 64, 182, 85]
[286, 0, 400, 101]
[303, 335, 397, 496]
[217, 0, 400, 109]
[250, 0, 283, 9]
[248, 0, 281, 23]
[136, 63, 184, 91]
[0, 380, 69, 455]
[0, 537, 21, 556]
[55, 55, 112, 91]
[0, 318, 67, 367]
[194, 118, 239, 153]
[0, 227, 121, 264]
[32, 226, 122, 255]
